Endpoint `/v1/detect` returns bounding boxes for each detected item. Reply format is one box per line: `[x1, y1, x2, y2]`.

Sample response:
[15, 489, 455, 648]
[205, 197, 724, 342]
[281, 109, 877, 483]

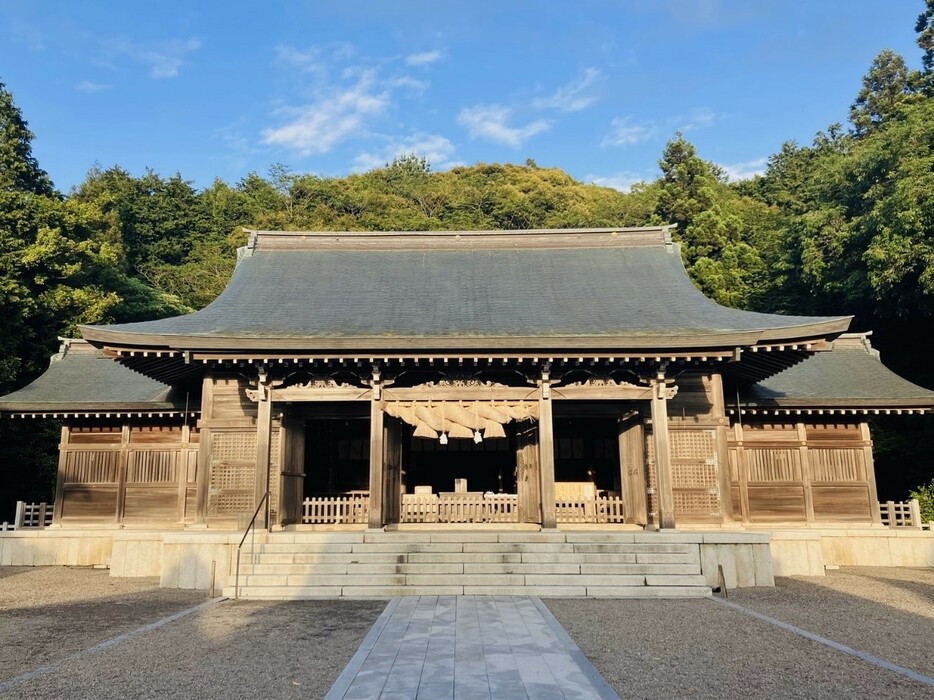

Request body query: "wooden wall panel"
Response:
[209, 375, 257, 420]
[129, 425, 184, 444]
[667, 373, 717, 423]
[812, 485, 872, 521]
[747, 484, 806, 521]
[127, 451, 177, 483]
[809, 448, 865, 483]
[60, 486, 118, 520]
[64, 450, 118, 484]
[123, 487, 178, 520]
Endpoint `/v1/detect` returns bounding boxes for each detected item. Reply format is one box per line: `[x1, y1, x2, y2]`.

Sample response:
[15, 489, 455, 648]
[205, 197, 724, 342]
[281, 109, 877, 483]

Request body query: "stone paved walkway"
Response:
[325, 596, 619, 700]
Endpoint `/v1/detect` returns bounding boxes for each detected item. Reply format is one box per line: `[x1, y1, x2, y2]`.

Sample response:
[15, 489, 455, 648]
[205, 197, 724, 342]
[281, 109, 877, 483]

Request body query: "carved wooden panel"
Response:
[670, 429, 720, 520]
[747, 448, 801, 482]
[208, 431, 256, 516]
[127, 451, 177, 483]
[809, 449, 865, 483]
[64, 450, 118, 483]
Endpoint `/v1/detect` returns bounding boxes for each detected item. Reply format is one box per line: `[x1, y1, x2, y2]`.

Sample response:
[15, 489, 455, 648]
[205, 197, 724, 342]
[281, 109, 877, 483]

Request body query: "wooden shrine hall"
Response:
[3, 226, 933, 535]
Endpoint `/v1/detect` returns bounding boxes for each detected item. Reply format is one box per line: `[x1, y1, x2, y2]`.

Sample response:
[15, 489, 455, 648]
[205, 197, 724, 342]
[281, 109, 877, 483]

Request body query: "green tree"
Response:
[849, 49, 912, 136]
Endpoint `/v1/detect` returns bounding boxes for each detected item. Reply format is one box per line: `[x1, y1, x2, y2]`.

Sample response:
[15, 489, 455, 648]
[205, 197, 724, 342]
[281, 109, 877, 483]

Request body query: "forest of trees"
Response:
[2, 3, 933, 519]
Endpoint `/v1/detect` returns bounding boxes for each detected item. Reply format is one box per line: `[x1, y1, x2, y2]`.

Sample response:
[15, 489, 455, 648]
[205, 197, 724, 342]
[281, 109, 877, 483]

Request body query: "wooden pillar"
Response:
[177, 422, 191, 523]
[538, 375, 557, 529]
[368, 395, 385, 529]
[734, 422, 750, 522]
[797, 422, 815, 523]
[52, 424, 69, 524]
[254, 373, 273, 530]
[115, 422, 130, 524]
[709, 373, 735, 524]
[861, 421, 883, 525]
[650, 378, 676, 529]
[195, 373, 214, 524]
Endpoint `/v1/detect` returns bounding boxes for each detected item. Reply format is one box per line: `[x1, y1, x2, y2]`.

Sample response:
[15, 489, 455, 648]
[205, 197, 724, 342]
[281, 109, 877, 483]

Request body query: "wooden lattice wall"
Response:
[728, 420, 878, 523]
[56, 421, 199, 524]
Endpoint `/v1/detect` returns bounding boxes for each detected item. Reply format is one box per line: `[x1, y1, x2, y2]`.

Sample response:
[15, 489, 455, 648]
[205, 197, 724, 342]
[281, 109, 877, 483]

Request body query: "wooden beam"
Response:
[552, 385, 653, 401]
[650, 380, 676, 529]
[368, 397, 385, 529]
[270, 387, 371, 402]
[538, 381, 557, 529]
[382, 387, 537, 401]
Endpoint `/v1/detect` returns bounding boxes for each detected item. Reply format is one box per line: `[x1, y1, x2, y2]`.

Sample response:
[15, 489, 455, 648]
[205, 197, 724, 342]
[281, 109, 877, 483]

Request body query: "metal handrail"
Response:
[234, 491, 269, 600]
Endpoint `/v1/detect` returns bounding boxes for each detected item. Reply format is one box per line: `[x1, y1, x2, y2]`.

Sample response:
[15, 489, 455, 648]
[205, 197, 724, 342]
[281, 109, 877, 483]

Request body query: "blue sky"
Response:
[0, 1, 925, 192]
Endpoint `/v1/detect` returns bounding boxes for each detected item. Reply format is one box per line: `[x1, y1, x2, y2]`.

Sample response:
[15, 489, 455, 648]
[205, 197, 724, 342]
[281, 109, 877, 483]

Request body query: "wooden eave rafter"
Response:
[727, 406, 931, 416]
[6, 409, 200, 419]
[93, 331, 842, 385]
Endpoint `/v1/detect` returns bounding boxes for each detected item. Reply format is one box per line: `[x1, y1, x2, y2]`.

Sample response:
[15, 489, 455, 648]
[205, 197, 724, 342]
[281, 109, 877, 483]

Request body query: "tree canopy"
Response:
[2, 3, 934, 513]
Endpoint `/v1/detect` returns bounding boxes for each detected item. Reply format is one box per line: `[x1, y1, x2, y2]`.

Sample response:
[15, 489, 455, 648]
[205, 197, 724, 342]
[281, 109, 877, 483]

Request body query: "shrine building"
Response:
[2, 227, 932, 597]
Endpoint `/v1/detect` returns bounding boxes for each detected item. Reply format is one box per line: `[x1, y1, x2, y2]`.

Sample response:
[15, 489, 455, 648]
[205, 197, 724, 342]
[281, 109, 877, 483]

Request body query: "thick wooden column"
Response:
[254, 376, 273, 529]
[709, 373, 735, 524]
[538, 374, 557, 529]
[52, 425, 69, 525]
[650, 378, 676, 529]
[195, 373, 214, 524]
[368, 394, 385, 529]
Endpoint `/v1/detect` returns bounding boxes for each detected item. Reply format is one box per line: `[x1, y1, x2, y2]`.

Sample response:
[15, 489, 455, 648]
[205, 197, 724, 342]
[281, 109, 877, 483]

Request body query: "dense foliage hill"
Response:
[1, 2, 933, 517]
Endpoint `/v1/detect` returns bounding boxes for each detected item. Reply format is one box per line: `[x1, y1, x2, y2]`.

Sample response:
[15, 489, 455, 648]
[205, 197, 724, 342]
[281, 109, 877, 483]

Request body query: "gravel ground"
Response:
[3, 566, 933, 700]
[0, 567, 207, 682]
[0, 567, 384, 699]
[546, 567, 934, 700]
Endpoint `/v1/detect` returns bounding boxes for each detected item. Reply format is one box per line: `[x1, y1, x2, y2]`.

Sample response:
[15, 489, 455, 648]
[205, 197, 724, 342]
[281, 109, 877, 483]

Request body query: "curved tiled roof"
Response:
[81, 228, 850, 353]
[0, 340, 194, 416]
[738, 334, 934, 410]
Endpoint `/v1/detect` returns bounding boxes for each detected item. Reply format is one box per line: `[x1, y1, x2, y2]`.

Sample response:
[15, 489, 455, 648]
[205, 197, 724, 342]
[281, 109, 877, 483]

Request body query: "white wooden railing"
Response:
[297, 493, 633, 526]
[1, 501, 54, 530]
[301, 494, 369, 525]
[555, 496, 626, 524]
[880, 499, 932, 530]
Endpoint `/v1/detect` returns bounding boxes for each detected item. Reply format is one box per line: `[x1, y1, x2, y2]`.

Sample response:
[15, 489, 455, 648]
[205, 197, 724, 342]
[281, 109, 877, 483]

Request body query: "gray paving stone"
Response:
[325, 595, 620, 699]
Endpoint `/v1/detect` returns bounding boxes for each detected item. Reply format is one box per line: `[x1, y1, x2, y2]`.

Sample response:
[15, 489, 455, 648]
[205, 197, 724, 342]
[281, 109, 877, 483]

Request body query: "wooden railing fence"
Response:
[301, 494, 369, 525]
[880, 499, 932, 530]
[1, 501, 54, 530]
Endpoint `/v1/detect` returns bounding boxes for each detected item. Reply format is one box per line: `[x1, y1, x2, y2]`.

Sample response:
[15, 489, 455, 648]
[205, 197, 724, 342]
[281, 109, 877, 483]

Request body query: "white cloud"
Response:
[108, 37, 201, 78]
[457, 104, 550, 147]
[719, 157, 768, 181]
[386, 75, 429, 92]
[261, 71, 390, 156]
[601, 117, 657, 147]
[680, 107, 717, 131]
[352, 133, 456, 172]
[75, 80, 111, 93]
[587, 171, 652, 193]
[532, 68, 601, 112]
[406, 50, 443, 66]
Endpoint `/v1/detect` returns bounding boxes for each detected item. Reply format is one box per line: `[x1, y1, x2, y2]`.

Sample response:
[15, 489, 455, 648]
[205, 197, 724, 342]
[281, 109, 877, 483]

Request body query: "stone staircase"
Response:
[225, 531, 712, 599]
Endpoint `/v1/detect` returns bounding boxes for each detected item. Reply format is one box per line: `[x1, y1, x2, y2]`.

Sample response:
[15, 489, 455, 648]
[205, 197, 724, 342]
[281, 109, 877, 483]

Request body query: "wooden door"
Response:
[278, 416, 305, 526]
[383, 416, 403, 525]
[516, 421, 541, 523]
[618, 416, 647, 525]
